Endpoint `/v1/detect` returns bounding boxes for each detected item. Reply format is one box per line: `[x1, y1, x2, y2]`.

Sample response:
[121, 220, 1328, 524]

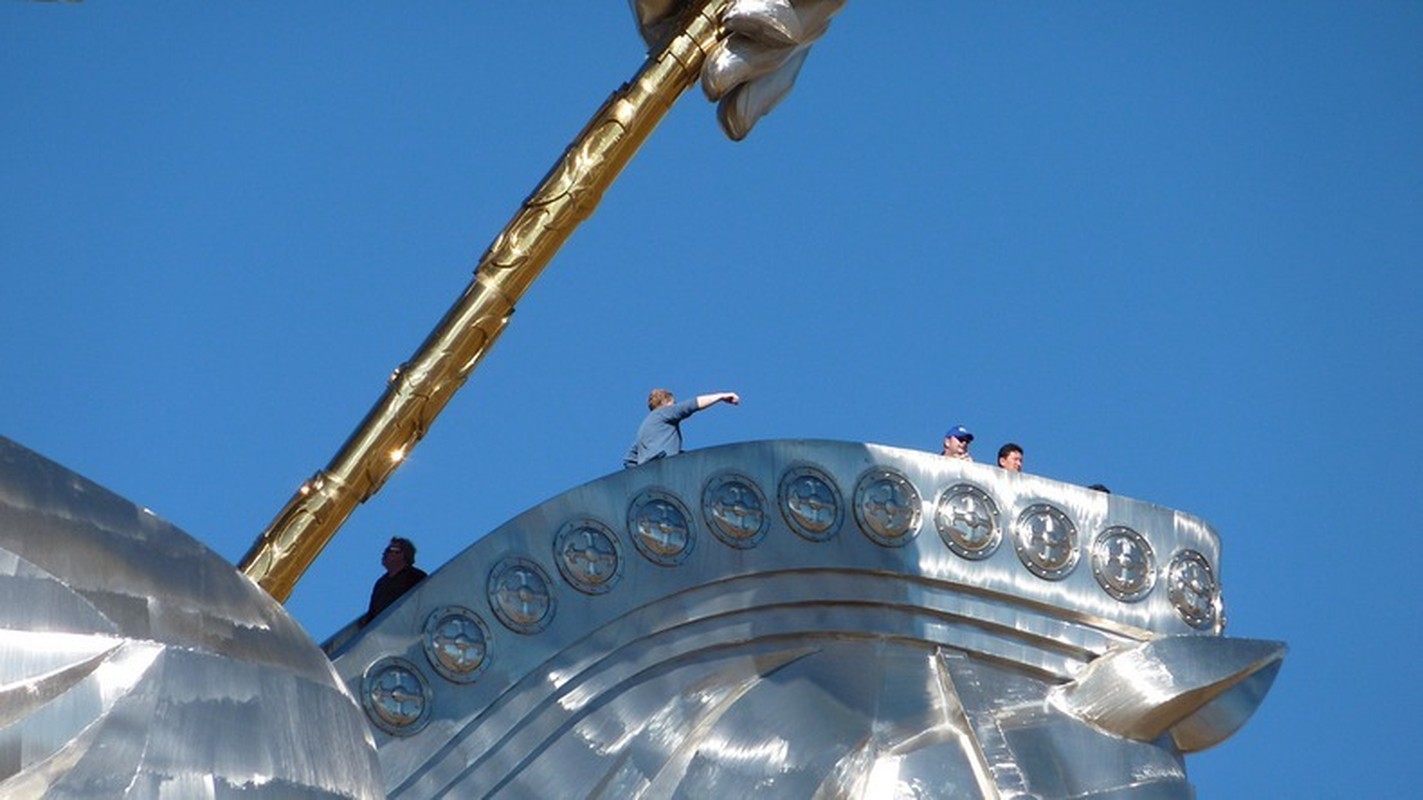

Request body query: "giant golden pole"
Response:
[240, 1, 730, 601]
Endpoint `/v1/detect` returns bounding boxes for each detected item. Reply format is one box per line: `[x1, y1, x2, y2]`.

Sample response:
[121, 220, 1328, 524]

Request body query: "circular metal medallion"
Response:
[553, 517, 623, 594]
[1167, 549, 1218, 629]
[1090, 527, 1157, 602]
[487, 557, 556, 634]
[853, 468, 923, 547]
[422, 606, 492, 684]
[778, 465, 843, 542]
[702, 472, 770, 549]
[627, 489, 695, 566]
[934, 483, 1002, 560]
[1013, 503, 1080, 580]
[361, 656, 432, 735]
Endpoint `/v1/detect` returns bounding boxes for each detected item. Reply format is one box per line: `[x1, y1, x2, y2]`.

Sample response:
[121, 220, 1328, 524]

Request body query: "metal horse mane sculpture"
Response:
[0, 2, 1283, 797]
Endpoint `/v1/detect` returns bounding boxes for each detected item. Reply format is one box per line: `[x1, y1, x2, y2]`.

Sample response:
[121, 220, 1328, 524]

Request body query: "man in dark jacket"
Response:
[359, 536, 427, 627]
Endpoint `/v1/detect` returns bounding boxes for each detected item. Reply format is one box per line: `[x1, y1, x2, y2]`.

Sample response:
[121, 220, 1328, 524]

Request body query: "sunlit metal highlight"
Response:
[238, 0, 733, 602]
[330, 440, 1285, 798]
[0, 437, 383, 798]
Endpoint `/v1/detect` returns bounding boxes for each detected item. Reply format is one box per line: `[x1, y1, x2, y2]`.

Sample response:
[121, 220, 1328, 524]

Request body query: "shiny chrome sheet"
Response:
[333, 439, 1285, 798]
[0, 437, 383, 799]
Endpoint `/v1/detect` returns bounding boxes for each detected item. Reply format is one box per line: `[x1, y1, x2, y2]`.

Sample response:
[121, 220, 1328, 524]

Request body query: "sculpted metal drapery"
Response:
[238, 0, 732, 602]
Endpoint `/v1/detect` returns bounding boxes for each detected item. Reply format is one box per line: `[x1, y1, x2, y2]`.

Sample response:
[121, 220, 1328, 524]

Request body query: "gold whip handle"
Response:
[239, 0, 730, 601]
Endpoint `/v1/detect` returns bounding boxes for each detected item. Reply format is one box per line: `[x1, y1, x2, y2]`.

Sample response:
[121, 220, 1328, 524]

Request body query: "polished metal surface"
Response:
[421, 606, 492, 684]
[702, 471, 771, 548]
[1091, 526, 1157, 602]
[553, 518, 625, 594]
[330, 439, 1285, 798]
[7, 3, 1287, 797]
[778, 463, 843, 541]
[1014, 502, 1081, 581]
[936, 482, 1003, 560]
[1053, 635, 1285, 753]
[1167, 549, 1220, 630]
[853, 467, 923, 546]
[635, 0, 851, 139]
[238, 0, 734, 602]
[0, 437, 383, 798]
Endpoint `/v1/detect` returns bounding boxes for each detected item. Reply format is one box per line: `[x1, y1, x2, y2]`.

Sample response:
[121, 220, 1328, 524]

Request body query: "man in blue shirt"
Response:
[624, 388, 740, 468]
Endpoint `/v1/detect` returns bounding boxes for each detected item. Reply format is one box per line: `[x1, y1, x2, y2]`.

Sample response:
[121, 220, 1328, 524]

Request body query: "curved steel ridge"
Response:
[334, 439, 1285, 798]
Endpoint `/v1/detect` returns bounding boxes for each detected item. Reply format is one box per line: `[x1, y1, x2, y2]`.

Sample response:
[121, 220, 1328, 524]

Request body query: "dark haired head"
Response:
[387, 536, 417, 564]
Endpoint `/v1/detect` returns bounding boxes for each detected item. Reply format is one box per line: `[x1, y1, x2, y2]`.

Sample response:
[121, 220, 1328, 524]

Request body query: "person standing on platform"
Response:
[997, 442, 1024, 472]
[359, 536, 427, 627]
[942, 425, 974, 462]
[624, 388, 740, 468]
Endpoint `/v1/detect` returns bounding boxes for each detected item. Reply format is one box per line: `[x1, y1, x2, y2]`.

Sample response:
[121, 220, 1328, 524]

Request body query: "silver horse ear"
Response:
[1051, 635, 1286, 752]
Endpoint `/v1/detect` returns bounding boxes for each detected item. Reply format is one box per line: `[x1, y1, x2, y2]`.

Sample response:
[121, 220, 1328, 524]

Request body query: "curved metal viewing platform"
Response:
[333, 439, 1284, 798]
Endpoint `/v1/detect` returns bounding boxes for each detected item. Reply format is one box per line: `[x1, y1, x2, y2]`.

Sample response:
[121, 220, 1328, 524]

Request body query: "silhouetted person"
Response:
[359, 536, 427, 627]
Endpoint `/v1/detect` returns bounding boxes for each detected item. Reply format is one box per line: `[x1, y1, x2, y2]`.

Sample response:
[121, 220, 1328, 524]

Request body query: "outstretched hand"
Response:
[630, 0, 848, 140]
[695, 391, 742, 410]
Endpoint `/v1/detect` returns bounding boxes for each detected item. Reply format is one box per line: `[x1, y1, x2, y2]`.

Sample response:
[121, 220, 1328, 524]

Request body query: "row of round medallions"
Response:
[361, 464, 1223, 735]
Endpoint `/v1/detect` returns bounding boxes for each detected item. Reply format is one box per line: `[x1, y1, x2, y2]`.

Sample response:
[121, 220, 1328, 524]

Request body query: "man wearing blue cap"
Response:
[942, 425, 974, 462]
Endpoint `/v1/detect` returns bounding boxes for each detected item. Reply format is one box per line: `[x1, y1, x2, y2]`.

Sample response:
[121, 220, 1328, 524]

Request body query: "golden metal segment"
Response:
[240, 0, 731, 602]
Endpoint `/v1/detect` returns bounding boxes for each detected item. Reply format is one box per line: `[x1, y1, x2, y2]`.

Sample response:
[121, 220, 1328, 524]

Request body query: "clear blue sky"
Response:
[3, 3, 1420, 796]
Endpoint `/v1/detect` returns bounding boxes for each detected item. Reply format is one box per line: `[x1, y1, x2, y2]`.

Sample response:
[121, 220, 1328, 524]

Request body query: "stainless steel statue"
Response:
[1, 434, 1284, 797]
[2, 1, 1283, 797]
[330, 439, 1283, 798]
